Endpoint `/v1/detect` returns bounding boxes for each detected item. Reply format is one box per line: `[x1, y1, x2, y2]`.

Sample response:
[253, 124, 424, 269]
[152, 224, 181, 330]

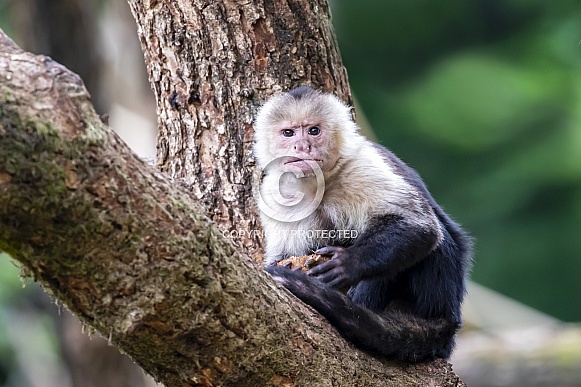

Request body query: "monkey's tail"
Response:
[266, 266, 458, 363]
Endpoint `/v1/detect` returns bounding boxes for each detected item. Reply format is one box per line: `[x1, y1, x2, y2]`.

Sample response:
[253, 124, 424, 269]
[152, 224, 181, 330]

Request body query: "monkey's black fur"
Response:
[266, 146, 472, 363]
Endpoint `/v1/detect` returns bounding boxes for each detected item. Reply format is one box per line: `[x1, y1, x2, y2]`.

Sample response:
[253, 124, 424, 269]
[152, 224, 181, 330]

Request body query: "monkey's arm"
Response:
[308, 215, 439, 289]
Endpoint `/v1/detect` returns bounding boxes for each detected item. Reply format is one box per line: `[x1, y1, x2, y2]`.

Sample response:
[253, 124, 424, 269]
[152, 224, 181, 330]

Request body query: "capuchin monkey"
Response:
[254, 86, 472, 363]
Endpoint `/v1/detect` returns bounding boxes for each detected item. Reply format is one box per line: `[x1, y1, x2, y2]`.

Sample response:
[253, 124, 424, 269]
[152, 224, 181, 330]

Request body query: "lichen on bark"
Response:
[0, 0, 468, 383]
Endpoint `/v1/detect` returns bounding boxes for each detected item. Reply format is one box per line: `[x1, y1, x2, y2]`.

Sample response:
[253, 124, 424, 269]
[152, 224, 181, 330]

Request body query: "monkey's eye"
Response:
[308, 126, 321, 136]
[282, 129, 295, 137]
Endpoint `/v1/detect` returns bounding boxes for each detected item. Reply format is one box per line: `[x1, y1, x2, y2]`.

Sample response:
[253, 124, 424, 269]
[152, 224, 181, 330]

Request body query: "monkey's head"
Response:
[254, 87, 359, 176]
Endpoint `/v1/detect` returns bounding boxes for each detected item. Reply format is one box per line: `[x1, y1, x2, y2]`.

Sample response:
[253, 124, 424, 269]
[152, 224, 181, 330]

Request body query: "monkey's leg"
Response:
[267, 266, 458, 362]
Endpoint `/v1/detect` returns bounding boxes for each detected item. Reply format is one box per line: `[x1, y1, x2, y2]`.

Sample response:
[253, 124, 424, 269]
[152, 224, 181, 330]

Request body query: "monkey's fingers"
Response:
[314, 246, 338, 256]
[313, 269, 342, 285]
[307, 259, 339, 276]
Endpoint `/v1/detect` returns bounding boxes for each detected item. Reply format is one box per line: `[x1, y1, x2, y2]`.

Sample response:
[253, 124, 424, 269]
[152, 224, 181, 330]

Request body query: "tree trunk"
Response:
[9, 2, 158, 385]
[127, 0, 352, 259]
[0, 0, 467, 385]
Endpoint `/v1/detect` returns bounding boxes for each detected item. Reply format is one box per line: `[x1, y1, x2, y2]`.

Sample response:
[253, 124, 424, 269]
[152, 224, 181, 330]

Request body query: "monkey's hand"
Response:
[307, 246, 361, 290]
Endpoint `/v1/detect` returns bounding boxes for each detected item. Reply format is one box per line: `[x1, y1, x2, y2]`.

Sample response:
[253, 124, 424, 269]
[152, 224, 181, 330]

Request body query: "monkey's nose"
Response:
[294, 141, 311, 152]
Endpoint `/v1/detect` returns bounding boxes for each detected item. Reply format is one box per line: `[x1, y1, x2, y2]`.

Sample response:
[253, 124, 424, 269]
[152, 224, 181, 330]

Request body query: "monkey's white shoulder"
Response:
[323, 137, 442, 237]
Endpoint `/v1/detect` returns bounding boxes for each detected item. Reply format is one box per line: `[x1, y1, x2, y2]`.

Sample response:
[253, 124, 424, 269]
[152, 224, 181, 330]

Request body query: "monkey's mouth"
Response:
[282, 157, 323, 175]
[284, 157, 322, 165]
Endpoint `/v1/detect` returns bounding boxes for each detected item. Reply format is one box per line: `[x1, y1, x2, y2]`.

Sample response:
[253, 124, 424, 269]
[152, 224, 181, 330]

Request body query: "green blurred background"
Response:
[1, 0, 581, 385]
[332, 0, 581, 322]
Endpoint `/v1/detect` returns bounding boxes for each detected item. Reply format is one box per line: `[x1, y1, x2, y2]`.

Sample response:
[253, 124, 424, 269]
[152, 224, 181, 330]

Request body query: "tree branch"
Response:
[0, 19, 465, 387]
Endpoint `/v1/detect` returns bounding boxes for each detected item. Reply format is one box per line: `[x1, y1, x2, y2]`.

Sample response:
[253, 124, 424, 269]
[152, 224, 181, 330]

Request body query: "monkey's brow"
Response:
[280, 120, 319, 129]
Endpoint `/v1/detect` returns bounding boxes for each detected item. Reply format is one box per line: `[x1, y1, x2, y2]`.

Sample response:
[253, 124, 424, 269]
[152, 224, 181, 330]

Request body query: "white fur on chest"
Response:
[259, 140, 439, 264]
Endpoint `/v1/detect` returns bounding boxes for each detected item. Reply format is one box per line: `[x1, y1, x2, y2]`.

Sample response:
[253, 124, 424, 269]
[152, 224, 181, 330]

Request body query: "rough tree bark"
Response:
[0, 0, 467, 386]
[127, 0, 352, 259]
[10, 2, 158, 386]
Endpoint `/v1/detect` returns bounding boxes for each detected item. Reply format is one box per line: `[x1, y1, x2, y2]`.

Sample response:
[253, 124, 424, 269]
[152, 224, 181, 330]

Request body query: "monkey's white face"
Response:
[270, 119, 340, 176]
